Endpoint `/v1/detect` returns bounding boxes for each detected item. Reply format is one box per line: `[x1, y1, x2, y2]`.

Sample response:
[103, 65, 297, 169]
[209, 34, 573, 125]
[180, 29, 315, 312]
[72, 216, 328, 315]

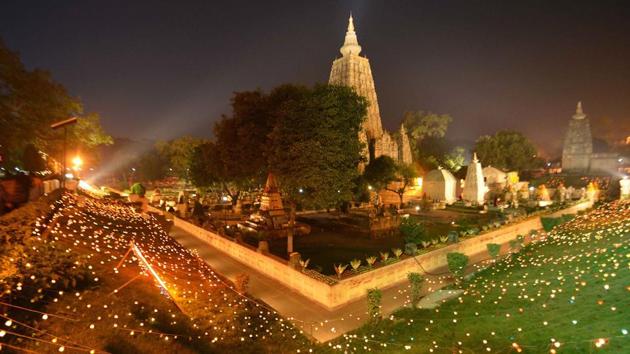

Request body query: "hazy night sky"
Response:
[2, 0, 630, 157]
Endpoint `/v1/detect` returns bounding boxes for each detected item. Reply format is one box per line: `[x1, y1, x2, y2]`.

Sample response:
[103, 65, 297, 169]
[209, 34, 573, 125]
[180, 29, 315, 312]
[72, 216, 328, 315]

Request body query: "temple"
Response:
[562, 102, 593, 172]
[329, 15, 413, 168]
[562, 102, 617, 173]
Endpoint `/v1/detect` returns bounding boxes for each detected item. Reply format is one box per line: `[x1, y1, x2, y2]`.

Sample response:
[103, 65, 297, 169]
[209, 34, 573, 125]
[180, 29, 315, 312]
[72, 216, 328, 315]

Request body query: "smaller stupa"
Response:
[462, 153, 486, 205]
[237, 173, 310, 238]
[259, 172, 288, 228]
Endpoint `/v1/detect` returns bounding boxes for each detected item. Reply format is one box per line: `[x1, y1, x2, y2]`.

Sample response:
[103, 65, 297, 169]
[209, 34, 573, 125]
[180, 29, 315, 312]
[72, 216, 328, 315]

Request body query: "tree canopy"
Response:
[189, 84, 367, 209]
[268, 84, 367, 210]
[363, 156, 418, 207]
[474, 130, 542, 171]
[156, 136, 205, 181]
[402, 110, 464, 172]
[0, 39, 112, 170]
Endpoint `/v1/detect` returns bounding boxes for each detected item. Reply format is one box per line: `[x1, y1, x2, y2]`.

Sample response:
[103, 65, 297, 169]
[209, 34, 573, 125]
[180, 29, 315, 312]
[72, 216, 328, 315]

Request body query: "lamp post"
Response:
[50, 117, 78, 189]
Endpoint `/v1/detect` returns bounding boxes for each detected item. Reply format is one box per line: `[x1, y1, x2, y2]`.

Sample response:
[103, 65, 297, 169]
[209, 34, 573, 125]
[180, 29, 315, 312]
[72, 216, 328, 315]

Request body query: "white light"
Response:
[299, 188, 304, 193]
[65, 173, 74, 179]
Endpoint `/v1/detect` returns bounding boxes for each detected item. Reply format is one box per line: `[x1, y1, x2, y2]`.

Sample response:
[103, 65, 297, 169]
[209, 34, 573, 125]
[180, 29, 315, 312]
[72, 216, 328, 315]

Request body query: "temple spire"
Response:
[573, 101, 586, 120]
[340, 14, 362, 56]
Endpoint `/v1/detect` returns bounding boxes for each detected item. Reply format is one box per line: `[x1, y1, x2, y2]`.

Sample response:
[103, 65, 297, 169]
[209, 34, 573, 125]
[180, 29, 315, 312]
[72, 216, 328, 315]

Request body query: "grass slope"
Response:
[324, 200, 630, 353]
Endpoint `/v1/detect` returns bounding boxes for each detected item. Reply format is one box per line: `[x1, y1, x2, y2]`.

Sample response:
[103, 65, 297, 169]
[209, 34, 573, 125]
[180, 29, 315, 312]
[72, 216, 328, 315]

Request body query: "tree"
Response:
[269, 84, 367, 253]
[270, 84, 366, 208]
[189, 86, 308, 205]
[443, 146, 466, 172]
[363, 156, 398, 192]
[363, 156, 418, 207]
[0, 39, 112, 170]
[21, 144, 45, 173]
[403, 111, 452, 144]
[474, 131, 542, 171]
[402, 111, 465, 172]
[156, 136, 205, 181]
[136, 149, 168, 182]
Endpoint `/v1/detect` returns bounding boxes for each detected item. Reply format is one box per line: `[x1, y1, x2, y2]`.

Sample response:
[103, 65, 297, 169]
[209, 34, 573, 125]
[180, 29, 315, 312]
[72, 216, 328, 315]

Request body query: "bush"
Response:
[541, 217, 559, 231]
[129, 183, 146, 197]
[404, 242, 418, 255]
[407, 272, 424, 308]
[367, 288, 382, 323]
[486, 243, 501, 259]
[446, 252, 469, 285]
[447, 230, 459, 243]
[399, 218, 427, 244]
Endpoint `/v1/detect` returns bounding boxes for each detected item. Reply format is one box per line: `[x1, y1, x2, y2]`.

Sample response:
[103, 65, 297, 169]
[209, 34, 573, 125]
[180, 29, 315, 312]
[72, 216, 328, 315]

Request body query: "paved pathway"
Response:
[170, 225, 505, 342]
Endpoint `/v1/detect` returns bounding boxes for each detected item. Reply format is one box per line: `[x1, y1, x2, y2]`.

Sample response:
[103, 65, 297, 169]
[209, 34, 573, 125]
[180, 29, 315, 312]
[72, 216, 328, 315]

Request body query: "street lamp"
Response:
[50, 117, 78, 189]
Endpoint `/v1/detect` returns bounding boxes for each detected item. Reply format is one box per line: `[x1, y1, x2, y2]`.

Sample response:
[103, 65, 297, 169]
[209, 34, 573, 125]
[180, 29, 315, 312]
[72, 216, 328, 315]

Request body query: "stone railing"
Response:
[158, 200, 593, 310]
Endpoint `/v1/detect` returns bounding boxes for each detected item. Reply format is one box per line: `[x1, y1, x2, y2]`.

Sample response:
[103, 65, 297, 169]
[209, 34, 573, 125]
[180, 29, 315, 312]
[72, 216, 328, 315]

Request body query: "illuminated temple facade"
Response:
[329, 15, 413, 168]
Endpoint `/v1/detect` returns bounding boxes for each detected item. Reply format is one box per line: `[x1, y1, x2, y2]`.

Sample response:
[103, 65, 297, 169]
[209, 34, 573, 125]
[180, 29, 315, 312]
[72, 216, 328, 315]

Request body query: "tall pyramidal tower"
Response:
[562, 102, 593, 172]
[329, 15, 412, 167]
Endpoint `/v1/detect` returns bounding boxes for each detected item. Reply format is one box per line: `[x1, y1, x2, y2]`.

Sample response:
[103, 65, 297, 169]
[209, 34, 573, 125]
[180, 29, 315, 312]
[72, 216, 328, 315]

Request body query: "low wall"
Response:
[160, 200, 593, 310]
[165, 212, 335, 307]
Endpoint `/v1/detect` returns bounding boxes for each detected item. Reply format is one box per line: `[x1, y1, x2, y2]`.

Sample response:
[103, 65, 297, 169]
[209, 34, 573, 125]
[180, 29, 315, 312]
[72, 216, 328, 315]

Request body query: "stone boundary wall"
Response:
[162, 211, 335, 307]
[156, 200, 593, 310]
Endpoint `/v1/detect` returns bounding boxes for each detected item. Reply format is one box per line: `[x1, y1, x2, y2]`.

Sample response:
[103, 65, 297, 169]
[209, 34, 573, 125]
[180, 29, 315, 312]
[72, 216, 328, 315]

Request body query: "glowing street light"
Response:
[72, 156, 83, 170]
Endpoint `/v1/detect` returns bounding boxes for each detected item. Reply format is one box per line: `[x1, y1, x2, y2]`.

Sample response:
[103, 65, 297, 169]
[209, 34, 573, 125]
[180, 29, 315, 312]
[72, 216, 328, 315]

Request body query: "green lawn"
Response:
[323, 200, 630, 353]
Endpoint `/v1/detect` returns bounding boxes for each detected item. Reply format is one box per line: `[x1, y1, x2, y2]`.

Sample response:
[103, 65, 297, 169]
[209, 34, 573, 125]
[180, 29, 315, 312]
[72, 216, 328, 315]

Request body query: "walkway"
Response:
[170, 225, 503, 342]
[168, 201, 592, 342]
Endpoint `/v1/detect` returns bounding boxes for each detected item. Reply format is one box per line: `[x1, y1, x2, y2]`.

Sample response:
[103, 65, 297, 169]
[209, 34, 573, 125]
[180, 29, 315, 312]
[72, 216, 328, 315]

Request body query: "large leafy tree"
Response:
[402, 110, 464, 172]
[268, 84, 367, 214]
[0, 39, 112, 170]
[136, 149, 168, 183]
[474, 130, 542, 171]
[156, 136, 205, 181]
[190, 85, 308, 205]
[403, 111, 452, 149]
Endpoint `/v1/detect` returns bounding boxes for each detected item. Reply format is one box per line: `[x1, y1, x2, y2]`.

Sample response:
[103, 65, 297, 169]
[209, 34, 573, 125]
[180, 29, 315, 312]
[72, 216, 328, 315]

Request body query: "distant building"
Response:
[562, 102, 617, 173]
[329, 15, 412, 168]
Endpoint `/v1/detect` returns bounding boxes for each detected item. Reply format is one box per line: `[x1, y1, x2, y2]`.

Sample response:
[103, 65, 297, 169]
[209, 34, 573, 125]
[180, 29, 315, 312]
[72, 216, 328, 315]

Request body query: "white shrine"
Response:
[463, 153, 487, 205]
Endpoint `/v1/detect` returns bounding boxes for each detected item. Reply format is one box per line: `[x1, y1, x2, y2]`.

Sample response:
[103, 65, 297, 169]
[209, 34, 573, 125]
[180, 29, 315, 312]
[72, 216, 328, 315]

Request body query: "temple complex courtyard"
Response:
[3, 2, 630, 353]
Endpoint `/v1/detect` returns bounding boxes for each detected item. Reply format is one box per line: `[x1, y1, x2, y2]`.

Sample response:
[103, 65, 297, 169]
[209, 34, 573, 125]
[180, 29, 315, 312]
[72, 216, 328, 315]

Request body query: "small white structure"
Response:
[424, 167, 457, 204]
[482, 166, 507, 191]
[463, 153, 486, 205]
